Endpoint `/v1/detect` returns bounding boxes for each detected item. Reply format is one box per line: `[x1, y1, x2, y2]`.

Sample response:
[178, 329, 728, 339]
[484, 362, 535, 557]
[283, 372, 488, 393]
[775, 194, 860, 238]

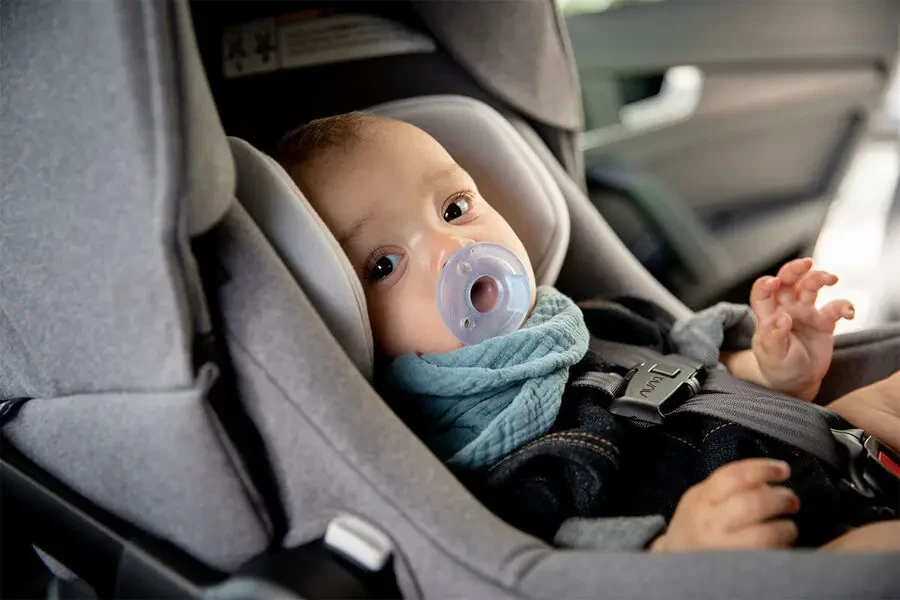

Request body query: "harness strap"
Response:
[571, 365, 843, 470]
[572, 339, 848, 470]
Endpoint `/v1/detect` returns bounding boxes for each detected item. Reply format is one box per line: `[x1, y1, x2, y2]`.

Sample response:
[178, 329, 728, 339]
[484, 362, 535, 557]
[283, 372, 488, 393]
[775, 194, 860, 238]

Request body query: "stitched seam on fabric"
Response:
[655, 431, 702, 454]
[538, 432, 620, 456]
[702, 421, 735, 443]
[520, 438, 619, 465]
[489, 435, 619, 472]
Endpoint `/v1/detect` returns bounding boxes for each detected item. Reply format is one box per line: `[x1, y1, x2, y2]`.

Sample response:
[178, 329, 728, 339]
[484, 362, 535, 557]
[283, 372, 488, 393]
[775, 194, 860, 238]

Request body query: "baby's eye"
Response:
[443, 195, 471, 222]
[367, 253, 402, 282]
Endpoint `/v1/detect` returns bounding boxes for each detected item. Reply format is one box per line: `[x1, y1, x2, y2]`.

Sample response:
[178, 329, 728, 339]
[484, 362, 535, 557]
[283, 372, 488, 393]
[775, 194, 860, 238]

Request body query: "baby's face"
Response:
[296, 118, 536, 358]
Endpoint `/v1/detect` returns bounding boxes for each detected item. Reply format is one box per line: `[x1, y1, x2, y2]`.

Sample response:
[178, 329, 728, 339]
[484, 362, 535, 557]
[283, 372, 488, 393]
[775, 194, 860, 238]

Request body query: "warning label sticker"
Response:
[223, 18, 278, 78]
[222, 13, 436, 79]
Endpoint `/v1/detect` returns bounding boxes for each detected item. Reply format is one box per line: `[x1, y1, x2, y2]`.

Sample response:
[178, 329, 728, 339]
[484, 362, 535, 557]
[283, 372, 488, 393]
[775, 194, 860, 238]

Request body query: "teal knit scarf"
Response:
[384, 286, 589, 471]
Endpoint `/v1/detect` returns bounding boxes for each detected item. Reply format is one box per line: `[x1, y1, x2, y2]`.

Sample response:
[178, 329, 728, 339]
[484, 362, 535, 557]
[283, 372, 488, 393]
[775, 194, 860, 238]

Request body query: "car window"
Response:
[559, 0, 664, 17]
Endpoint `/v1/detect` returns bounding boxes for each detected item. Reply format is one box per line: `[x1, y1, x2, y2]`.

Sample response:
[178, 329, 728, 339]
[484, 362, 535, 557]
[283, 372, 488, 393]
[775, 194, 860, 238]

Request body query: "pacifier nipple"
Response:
[437, 242, 531, 345]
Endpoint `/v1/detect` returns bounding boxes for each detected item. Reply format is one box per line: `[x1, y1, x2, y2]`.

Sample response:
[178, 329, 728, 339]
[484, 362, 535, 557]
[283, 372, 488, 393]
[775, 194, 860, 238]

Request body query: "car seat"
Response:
[2, 1, 900, 599]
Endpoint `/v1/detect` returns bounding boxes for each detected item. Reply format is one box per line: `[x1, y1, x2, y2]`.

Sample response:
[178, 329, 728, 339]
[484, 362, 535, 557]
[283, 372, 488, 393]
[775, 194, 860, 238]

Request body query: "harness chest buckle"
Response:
[612, 355, 704, 425]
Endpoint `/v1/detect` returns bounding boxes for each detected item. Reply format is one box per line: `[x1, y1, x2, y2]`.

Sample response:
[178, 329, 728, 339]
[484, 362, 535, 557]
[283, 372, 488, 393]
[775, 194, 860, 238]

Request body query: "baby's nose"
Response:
[438, 236, 475, 270]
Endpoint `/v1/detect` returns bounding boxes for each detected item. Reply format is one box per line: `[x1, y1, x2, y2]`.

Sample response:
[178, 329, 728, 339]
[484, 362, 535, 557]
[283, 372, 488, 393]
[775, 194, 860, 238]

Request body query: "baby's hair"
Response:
[276, 112, 378, 173]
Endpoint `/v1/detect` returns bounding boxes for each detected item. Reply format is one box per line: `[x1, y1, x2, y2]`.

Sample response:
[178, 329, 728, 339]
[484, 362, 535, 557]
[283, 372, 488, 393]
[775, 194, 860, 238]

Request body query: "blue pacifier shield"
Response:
[437, 242, 532, 345]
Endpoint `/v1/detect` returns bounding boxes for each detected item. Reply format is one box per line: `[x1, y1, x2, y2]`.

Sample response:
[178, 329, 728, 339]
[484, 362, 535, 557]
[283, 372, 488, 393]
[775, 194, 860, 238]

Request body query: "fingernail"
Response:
[776, 315, 790, 329]
[775, 460, 791, 477]
[846, 305, 855, 319]
[782, 489, 801, 512]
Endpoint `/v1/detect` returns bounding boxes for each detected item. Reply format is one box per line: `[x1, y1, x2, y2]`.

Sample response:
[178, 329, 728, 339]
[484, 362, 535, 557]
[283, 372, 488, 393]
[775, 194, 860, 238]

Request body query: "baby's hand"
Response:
[749, 258, 854, 401]
[650, 459, 800, 552]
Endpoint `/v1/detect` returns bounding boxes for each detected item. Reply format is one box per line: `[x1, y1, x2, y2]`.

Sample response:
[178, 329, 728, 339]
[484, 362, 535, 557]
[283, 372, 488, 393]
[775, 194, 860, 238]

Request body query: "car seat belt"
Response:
[192, 230, 289, 549]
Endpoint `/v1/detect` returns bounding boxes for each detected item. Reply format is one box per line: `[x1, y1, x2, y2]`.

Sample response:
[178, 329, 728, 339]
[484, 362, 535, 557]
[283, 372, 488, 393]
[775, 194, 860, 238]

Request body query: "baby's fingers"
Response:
[776, 258, 814, 286]
[755, 311, 792, 361]
[796, 270, 839, 304]
[750, 276, 780, 320]
[718, 486, 800, 530]
[727, 519, 799, 549]
[817, 299, 855, 331]
[704, 459, 792, 504]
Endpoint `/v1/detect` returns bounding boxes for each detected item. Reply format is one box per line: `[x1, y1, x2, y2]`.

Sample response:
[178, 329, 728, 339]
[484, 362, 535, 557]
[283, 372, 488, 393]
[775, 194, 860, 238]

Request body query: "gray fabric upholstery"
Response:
[508, 117, 693, 320]
[412, 1, 582, 132]
[4, 370, 267, 570]
[520, 550, 900, 599]
[229, 138, 373, 379]
[554, 516, 666, 551]
[0, 0, 201, 398]
[817, 322, 900, 404]
[1, 0, 262, 572]
[175, 0, 236, 237]
[372, 96, 570, 287]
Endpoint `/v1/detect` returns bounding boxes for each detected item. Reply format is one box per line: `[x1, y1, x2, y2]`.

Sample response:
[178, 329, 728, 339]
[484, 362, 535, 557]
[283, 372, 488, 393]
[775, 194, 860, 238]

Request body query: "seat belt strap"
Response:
[570, 356, 843, 470]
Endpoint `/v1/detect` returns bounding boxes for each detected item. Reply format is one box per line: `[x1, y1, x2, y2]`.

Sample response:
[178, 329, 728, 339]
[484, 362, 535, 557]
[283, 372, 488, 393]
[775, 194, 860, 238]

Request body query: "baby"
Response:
[278, 113, 900, 552]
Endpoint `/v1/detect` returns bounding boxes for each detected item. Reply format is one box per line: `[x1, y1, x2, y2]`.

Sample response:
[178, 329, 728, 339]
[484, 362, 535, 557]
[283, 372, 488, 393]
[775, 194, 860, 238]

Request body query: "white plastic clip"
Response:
[324, 514, 393, 572]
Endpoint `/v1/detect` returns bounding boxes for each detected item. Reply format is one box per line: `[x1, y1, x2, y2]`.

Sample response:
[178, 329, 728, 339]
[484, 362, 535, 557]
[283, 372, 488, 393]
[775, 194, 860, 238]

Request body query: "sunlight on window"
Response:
[559, 0, 665, 17]
[812, 140, 899, 333]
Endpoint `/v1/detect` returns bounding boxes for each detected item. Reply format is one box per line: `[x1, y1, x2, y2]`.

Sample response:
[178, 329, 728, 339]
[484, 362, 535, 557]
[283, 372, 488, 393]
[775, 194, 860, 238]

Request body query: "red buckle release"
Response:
[877, 450, 900, 478]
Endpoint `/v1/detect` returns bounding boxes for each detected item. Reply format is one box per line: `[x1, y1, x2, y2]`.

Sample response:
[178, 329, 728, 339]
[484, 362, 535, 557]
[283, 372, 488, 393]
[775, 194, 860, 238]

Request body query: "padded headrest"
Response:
[229, 137, 375, 380]
[232, 96, 570, 375]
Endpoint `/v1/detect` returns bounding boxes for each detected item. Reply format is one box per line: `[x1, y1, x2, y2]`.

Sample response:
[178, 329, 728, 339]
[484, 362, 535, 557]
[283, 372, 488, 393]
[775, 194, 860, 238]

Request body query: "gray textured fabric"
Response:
[0, 0, 196, 398]
[520, 550, 900, 599]
[174, 0, 235, 236]
[817, 322, 900, 404]
[671, 302, 757, 368]
[1, 0, 258, 573]
[508, 118, 692, 320]
[554, 516, 666, 551]
[372, 96, 570, 287]
[4, 374, 268, 570]
[412, 1, 582, 132]
[229, 138, 373, 379]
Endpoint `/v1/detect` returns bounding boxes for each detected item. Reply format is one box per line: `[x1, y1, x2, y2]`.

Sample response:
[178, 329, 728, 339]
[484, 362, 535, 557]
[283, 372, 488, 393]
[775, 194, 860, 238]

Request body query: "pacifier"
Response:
[437, 242, 532, 345]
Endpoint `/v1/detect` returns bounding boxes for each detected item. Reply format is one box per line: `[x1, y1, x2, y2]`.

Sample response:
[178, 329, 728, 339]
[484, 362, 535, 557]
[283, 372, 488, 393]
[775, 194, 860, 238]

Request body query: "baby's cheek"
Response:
[368, 294, 460, 357]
